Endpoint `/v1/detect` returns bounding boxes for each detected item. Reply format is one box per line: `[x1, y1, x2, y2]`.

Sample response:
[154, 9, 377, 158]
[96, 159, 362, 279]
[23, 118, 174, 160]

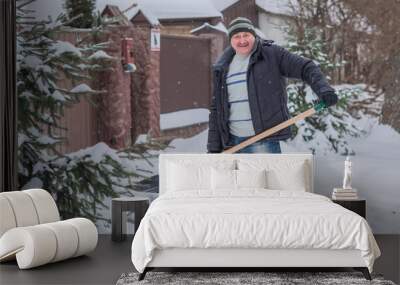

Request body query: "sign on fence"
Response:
[151, 28, 160, 51]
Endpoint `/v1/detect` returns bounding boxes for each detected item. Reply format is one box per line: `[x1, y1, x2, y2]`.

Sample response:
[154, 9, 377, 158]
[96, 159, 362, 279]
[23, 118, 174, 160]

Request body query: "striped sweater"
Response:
[226, 52, 255, 137]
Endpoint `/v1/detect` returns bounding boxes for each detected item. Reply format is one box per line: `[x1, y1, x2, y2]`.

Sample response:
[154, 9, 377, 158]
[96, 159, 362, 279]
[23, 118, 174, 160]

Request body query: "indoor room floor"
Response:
[0, 235, 399, 285]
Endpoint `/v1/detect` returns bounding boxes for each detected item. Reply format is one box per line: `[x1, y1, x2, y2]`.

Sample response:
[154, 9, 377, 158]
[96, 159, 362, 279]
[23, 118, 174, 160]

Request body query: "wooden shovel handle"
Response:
[223, 107, 317, 154]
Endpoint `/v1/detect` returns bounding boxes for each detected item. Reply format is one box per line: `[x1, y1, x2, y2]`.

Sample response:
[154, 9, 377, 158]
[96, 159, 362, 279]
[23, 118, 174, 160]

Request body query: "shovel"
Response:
[222, 102, 327, 154]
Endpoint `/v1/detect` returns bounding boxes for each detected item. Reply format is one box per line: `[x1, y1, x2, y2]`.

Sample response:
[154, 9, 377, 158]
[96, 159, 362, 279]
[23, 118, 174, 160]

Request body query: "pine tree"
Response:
[17, 0, 165, 222]
[285, 26, 377, 154]
[64, 0, 95, 28]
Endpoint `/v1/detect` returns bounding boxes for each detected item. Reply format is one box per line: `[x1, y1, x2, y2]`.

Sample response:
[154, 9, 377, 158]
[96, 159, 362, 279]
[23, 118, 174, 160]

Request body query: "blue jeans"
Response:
[227, 134, 282, 154]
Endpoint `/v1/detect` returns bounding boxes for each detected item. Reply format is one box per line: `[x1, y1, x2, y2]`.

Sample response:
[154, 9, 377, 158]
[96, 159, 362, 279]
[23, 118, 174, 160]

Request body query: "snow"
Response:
[191, 22, 228, 34]
[52, 41, 82, 57]
[32, 162, 51, 175]
[20, 91, 33, 99]
[127, 6, 160, 26]
[26, 0, 64, 22]
[77, 64, 89, 70]
[281, 93, 399, 234]
[210, 0, 240, 11]
[58, 142, 152, 180]
[41, 113, 54, 124]
[135, 134, 150, 144]
[297, 123, 400, 234]
[160, 108, 210, 130]
[37, 135, 59, 145]
[96, 0, 137, 14]
[69, 83, 95, 93]
[23, 55, 42, 69]
[129, 0, 222, 21]
[83, 84, 398, 234]
[64, 64, 76, 71]
[26, 0, 136, 22]
[256, 0, 298, 17]
[21, 1, 398, 234]
[110, 85, 397, 234]
[286, 83, 381, 155]
[95, 109, 400, 233]
[26, 0, 221, 27]
[50, 90, 66, 102]
[255, 28, 267, 39]
[88, 50, 115, 60]
[22, 177, 43, 190]
[36, 79, 52, 96]
[165, 128, 208, 153]
[18, 133, 28, 147]
[67, 142, 121, 164]
[154, 120, 400, 234]
[37, 64, 52, 73]
[62, 141, 160, 233]
[27, 127, 40, 137]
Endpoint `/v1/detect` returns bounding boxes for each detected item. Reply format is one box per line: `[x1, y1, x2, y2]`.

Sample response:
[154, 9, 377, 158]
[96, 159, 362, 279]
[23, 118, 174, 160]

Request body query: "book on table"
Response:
[332, 188, 359, 200]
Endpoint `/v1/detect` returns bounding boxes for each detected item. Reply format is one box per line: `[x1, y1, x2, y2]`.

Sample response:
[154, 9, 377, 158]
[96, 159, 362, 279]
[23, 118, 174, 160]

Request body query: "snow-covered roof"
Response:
[191, 22, 228, 34]
[256, 0, 298, 17]
[29, 0, 297, 27]
[127, 6, 160, 26]
[129, 0, 222, 22]
[209, 0, 240, 11]
[96, 0, 137, 15]
[101, 4, 132, 26]
[190, 22, 266, 39]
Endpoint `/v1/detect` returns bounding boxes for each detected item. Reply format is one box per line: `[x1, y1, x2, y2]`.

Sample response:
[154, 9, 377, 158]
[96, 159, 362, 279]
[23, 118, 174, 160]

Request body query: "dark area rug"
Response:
[116, 271, 396, 285]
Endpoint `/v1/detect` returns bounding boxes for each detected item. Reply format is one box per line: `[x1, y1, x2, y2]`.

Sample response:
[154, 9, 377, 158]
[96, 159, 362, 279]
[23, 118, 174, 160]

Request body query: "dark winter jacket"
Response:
[207, 38, 335, 153]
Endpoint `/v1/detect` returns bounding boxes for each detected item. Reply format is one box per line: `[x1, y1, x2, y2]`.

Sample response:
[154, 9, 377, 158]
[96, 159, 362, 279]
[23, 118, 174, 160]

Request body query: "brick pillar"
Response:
[146, 46, 160, 137]
[96, 27, 132, 149]
[130, 26, 160, 141]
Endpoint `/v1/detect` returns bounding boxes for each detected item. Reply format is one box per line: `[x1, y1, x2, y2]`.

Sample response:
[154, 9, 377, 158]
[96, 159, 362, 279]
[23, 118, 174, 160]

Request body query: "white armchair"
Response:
[0, 189, 98, 269]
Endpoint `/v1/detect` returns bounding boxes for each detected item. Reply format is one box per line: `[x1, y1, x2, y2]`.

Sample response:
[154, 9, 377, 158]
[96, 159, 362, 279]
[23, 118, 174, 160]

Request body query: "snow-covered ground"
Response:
[160, 108, 209, 130]
[115, 101, 400, 234]
[282, 122, 400, 234]
[97, 116, 400, 234]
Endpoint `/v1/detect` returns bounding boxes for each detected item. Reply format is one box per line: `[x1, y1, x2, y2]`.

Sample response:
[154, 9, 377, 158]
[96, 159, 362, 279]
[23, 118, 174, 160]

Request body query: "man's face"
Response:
[230, 32, 256, 56]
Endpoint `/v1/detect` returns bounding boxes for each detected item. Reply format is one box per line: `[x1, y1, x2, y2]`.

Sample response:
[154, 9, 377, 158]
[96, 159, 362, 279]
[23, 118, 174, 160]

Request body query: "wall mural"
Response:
[17, 0, 399, 234]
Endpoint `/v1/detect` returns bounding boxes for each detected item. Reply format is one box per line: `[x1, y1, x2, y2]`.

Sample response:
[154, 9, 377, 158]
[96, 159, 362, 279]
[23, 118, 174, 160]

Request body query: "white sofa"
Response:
[0, 189, 98, 269]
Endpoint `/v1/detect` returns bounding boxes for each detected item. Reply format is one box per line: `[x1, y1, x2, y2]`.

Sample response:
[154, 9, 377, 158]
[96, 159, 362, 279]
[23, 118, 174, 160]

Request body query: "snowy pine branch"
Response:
[285, 25, 381, 154]
[16, 0, 159, 223]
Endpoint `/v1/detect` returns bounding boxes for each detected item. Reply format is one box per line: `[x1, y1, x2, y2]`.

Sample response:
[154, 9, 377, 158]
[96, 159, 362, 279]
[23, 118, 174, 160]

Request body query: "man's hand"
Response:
[321, 91, 338, 107]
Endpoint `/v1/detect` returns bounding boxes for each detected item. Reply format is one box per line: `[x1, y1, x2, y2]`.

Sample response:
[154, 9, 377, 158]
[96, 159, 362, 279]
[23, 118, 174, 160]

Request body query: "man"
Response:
[207, 17, 338, 154]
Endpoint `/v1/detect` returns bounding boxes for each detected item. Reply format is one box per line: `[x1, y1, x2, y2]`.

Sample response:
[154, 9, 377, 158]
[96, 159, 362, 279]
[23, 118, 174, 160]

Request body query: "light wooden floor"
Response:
[0, 235, 398, 285]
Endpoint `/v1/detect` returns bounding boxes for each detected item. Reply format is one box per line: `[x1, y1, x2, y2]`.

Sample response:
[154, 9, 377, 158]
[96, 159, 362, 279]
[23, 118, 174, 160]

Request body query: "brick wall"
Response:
[53, 24, 164, 151]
